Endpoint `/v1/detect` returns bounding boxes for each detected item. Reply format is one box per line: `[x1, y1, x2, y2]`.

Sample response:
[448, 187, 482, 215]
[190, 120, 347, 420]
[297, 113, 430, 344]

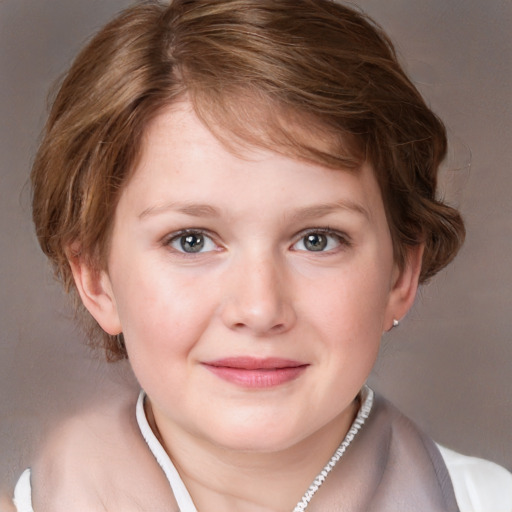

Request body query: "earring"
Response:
[392, 319, 400, 328]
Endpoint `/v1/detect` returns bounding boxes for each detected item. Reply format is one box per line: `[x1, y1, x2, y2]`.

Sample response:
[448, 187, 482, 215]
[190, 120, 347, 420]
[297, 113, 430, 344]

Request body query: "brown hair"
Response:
[31, 0, 465, 360]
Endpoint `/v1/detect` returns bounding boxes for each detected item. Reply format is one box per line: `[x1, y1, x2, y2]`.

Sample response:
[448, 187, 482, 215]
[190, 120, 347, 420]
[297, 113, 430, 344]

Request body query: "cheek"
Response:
[317, 277, 388, 384]
[309, 264, 391, 335]
[110, 260, 216, 360]
[302, 263, 391, 382]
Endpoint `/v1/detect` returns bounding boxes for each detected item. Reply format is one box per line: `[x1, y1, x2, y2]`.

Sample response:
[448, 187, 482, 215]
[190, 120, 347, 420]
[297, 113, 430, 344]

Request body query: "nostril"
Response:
[230, 321, 286, 333]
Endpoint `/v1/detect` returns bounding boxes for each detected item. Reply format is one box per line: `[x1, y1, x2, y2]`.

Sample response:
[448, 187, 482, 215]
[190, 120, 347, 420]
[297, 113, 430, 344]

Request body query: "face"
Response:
[81, 102, 419, 454]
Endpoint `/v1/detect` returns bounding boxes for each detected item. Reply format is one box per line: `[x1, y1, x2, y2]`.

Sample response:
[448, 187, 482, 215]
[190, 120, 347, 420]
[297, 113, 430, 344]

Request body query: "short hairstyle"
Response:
[31, 0, 465, 360]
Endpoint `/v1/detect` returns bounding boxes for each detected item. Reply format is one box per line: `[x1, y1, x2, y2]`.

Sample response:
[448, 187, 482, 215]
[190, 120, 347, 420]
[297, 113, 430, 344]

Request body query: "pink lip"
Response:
[202, 357, 309, 388]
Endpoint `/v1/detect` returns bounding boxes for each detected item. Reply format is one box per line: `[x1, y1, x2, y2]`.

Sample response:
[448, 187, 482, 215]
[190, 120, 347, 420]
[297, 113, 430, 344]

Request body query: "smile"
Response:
[201, 357, 309, 388]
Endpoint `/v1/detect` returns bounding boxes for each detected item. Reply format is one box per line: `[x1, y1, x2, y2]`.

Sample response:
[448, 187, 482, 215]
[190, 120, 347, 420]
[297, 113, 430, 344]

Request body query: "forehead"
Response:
[187, 88, 365, 170]
[120, 102, 386, 228]
[137, 100, 363, 180]
[135, 96, 366, 181]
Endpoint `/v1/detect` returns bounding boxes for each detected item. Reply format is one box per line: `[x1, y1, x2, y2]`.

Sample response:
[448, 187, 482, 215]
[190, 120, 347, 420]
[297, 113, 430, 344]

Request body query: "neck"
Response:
[146, 399, 359, 512]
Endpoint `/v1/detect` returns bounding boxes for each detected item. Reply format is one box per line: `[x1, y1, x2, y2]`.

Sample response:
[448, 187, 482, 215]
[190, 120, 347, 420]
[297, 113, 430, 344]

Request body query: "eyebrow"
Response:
[290, 201, 371, 222]
[138, 202, 220, 219]
[138, 200, 370, 221]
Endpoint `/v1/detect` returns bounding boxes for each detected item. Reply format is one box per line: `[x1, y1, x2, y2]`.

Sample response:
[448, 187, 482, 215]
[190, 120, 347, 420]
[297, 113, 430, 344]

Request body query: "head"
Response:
[32, 0, 464, 360]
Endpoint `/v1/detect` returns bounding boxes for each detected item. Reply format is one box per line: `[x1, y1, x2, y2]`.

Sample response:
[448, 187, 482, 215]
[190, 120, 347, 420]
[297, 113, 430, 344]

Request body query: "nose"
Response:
[219, 253, 296, 336]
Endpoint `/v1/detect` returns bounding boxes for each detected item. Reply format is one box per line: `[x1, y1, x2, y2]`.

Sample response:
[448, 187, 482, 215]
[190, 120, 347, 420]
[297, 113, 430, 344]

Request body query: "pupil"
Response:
[305, 233, 327, 251]
[181, 234, 204, 253]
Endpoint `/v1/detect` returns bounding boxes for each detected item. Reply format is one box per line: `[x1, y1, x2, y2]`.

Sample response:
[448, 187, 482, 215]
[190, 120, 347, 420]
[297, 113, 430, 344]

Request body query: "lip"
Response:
[201, 357, 309, 388]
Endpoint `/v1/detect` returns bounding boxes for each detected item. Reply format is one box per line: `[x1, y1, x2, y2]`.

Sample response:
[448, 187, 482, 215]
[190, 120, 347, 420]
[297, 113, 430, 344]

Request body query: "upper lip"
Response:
[202, 357, 308, 370]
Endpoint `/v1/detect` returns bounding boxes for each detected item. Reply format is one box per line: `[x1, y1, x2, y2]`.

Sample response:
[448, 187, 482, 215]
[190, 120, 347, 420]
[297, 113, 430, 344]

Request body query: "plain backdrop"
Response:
[1, 0, 511, 494]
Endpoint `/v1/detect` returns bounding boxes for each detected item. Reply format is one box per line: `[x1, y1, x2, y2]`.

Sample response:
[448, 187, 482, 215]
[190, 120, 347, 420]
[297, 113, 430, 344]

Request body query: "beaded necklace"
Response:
[292, 386, 374, 512]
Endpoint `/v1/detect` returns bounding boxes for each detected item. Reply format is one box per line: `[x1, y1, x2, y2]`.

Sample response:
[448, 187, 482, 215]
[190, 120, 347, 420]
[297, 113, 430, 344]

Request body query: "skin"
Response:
[0, 495, 16, 512]
[64, 101, 422, 512]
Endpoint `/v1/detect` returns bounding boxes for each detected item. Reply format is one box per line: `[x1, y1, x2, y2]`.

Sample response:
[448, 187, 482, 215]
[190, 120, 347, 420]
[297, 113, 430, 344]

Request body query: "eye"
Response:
[292, 230, 348, 252]
[168, 231, 217, 254]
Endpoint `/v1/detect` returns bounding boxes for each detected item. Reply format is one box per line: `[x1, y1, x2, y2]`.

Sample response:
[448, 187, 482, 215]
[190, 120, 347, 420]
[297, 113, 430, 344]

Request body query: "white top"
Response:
[438, 445, 512, 512]
[13, 392, 512, 512]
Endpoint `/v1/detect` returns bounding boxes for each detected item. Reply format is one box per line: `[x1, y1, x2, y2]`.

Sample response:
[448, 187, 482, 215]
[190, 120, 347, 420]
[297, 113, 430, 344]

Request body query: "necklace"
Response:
[292, 386, 374, 512]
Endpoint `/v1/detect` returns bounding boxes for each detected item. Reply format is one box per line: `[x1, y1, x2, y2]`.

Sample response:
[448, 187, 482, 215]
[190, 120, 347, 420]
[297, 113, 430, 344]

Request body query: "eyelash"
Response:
[292, 227, 352, 253]
[162, 227, 352, 256]
[163, 229, 219, 256]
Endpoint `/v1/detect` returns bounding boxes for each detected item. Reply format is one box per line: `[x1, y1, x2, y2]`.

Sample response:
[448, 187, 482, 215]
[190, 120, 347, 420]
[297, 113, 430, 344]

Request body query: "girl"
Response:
[11, 0, 512, 510]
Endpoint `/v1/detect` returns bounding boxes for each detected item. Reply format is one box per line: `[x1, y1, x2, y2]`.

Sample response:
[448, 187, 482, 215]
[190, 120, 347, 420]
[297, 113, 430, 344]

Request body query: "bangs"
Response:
[188, 84, 365, 171]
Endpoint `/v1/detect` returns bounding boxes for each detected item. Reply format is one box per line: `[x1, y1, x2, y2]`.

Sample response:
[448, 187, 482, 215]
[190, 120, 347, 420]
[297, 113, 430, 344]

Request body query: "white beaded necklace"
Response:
[292, 386, 374, 512]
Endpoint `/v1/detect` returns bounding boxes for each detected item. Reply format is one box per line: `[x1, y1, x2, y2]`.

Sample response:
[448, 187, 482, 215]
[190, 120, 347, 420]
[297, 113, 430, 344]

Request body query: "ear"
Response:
[384, 243, 424, 332]
[68, 253, 122, 336]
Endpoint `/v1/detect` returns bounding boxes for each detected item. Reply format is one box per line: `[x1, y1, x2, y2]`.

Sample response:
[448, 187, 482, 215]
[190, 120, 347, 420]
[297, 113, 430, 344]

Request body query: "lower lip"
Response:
[202, 364, 308, 388]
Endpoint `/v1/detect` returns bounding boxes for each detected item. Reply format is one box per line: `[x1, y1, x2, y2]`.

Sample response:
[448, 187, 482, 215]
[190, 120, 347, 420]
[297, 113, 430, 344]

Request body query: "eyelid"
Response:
[291, 227, 352, 251]
[163, 228, 221, 254]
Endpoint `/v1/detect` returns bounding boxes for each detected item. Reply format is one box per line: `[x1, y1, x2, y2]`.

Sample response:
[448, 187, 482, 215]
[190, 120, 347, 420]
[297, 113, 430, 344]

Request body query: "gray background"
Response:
[1, 0, 511, 494]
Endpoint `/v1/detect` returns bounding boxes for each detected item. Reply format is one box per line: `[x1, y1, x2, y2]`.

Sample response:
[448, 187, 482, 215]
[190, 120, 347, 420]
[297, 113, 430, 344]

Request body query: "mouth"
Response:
[201, 357, 309, 388]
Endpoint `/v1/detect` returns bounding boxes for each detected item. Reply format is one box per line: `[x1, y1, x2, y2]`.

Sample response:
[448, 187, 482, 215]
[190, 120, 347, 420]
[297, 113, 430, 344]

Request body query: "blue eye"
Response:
[293, 230, 347, 252]
[168, 231, 217, 254]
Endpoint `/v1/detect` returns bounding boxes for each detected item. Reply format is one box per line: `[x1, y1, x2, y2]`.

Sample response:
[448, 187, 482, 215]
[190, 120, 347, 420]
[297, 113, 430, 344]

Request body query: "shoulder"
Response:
[437, 445, 512, 512]
[373, 394, 512, 511]
[29, 392, 175, 512]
